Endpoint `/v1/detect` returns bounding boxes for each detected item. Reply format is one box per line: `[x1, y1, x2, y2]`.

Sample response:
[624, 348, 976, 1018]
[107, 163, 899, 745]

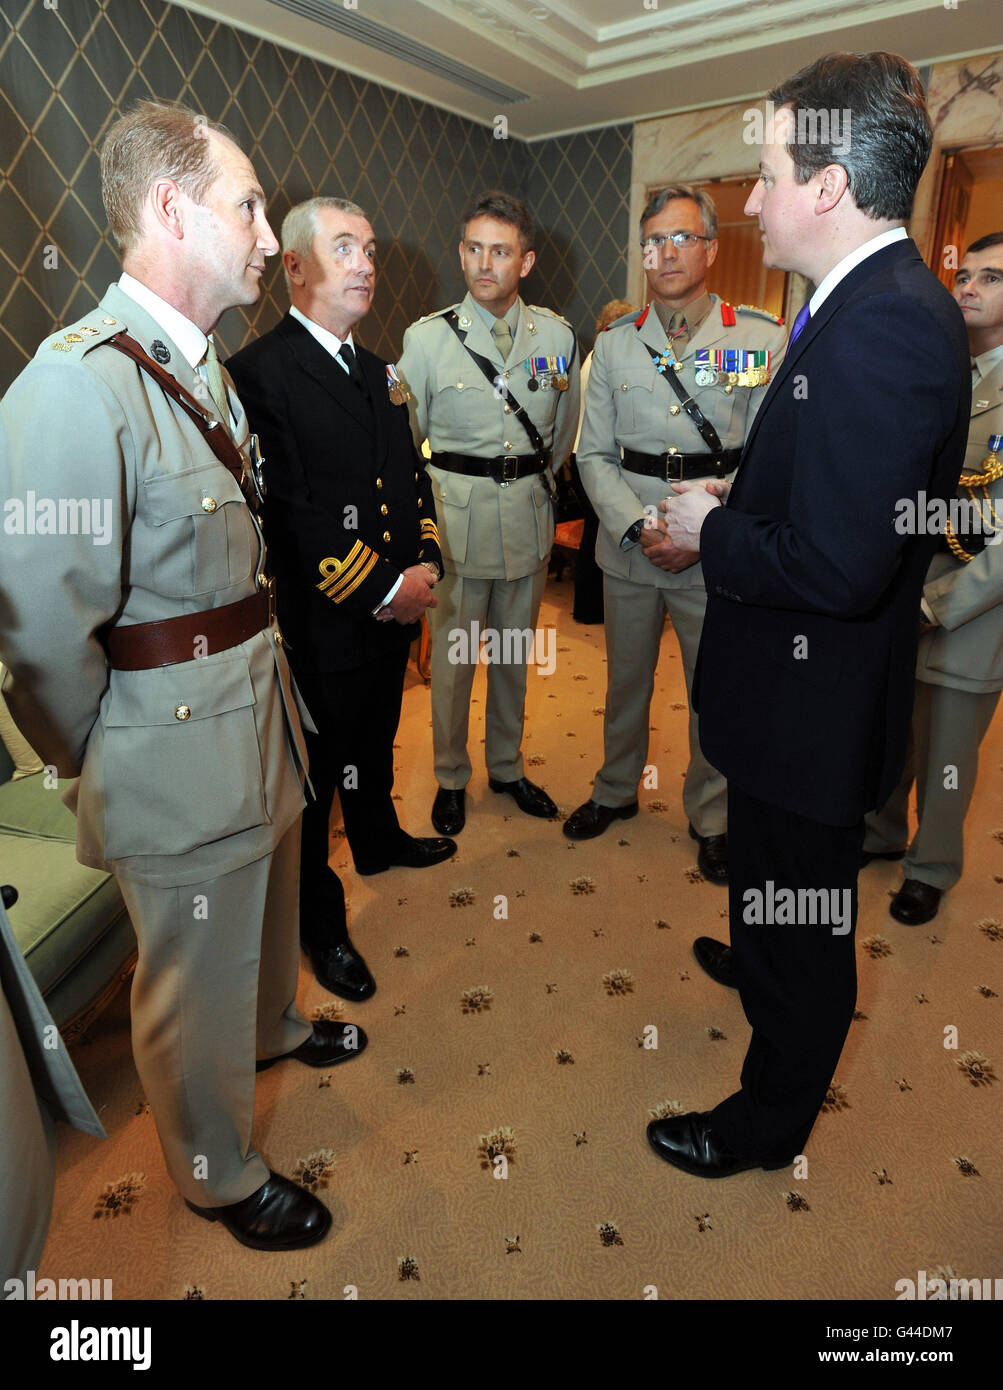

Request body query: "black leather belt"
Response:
[622, 447, 740, 482]
[432, 451, 550, 486]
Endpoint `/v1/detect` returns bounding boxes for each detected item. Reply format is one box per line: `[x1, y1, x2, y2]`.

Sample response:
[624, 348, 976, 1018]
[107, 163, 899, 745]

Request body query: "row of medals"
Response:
[656, 347, 769, 390]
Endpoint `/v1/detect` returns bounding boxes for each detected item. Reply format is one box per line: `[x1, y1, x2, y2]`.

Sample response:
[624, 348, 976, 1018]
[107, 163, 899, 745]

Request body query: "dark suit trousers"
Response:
[295, 645, 410, 946]
[709, 785, 864, 1159]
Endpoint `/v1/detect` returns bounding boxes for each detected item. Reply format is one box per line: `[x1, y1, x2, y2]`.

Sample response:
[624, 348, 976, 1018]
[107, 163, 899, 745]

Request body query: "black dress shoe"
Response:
[256, 1019, 368, 1072]
[355, 835, 457, 875]
[692, 936, 737, 989]
[432, 787, 465, 835]
[646, 1111, 794, 1179]
[488, 776, 558, 818]
[689, 824, 728, 884]
[889, 878, 942, 925]
[185, 1170, 331, 1250]
[860, 847, 907, 868]
[563, 798, 638, 840]
[302, 939, 376, 1001]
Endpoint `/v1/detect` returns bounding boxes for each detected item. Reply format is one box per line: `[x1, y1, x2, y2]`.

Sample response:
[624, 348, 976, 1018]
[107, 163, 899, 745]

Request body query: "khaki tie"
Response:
[203, 337, 230, 427]
[491, 317, 513, 362]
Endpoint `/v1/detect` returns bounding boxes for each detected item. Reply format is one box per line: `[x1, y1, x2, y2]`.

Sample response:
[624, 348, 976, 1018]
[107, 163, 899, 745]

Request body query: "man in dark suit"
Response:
[227, 197, 455, 1003]
[643, 53, 971, 1176]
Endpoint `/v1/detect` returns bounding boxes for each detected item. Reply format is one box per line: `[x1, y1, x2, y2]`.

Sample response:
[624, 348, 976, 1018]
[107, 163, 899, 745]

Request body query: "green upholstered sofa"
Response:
[0, 740, 135, 1040]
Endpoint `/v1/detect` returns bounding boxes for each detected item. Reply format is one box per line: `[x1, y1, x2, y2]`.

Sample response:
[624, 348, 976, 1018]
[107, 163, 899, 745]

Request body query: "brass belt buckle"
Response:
[663, 452, 684, 482]
[499, 455, 519, 486]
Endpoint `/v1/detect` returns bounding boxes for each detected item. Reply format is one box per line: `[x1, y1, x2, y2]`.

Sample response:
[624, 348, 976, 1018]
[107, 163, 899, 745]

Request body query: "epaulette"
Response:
[37, 308, 123, 360]
[528, 304, 572, 328]
[413, 306, 455, 326]
[604, 307, 645, 332]
[727, 301, 785, 327]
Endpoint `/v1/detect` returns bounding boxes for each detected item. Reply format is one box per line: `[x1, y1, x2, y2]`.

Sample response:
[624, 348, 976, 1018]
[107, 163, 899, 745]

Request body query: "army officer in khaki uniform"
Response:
[0, 101, 365, 1253]
[398, 191, 580, 834]
[565, 185, 786, 886]
[864, 231, 1003, 925]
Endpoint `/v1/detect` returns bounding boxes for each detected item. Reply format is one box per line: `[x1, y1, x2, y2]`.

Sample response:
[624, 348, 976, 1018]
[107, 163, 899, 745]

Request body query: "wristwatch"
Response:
[419, 560, 440, 582]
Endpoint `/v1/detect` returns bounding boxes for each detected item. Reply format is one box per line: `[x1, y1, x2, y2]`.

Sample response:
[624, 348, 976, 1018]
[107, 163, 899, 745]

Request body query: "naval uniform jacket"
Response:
[226, 312, 442, 676]
[692, 239, 971, 827]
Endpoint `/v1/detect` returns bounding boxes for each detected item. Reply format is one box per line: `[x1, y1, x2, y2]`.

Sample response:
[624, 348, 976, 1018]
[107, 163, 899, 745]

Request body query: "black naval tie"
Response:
[338, 342, 369, 398]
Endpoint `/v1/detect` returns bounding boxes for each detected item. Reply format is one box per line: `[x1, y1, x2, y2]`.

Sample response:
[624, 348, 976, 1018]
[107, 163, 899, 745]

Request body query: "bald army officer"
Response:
[397, 190, 580, 835]
[0, 101, 365, 1253]
[565, 184, 787, 886]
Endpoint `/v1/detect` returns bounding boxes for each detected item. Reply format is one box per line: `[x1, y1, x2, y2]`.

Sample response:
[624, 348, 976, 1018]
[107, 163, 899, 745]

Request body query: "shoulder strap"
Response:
[443, 312, 547, 461]
[106, 332, 253, 502]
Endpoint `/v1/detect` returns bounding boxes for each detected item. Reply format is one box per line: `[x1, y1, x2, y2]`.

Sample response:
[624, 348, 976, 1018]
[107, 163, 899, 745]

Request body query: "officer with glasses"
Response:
[565, 184, 786, 888]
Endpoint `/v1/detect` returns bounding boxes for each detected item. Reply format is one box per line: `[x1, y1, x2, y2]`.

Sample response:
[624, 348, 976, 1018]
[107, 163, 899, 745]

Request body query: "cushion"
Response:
[0, 662, 44, 780]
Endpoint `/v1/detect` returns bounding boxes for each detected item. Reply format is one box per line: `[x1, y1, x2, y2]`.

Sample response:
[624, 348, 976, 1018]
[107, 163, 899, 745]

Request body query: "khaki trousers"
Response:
[429, 565, 548, 787]
[865, 680, 1001, 891]
[117, 820, 311, 1207]
[592, 572, 726, 836]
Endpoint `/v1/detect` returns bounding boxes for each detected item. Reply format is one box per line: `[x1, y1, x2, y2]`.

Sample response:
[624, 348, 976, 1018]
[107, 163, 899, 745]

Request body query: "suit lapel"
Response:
[972, 358, 1003, 426]
[278, 313, 377, 437]
[356, 344, 389, 461]
[737, 239, 921, 468]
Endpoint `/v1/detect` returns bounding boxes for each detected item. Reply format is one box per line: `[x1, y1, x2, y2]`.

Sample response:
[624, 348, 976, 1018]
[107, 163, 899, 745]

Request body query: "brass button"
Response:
[256, 571, 267, 587]
[380, 503, 388, 515]
[672, 361, 684, 373]
[376, 477, 383, 489]
[456, 381, 465, 391]
[504, 404, 511, 413]
[504, 441, 512, 450]
[274, 631, 283, 646]
[668, 446, 678, 456]
[174, 704, 191, 721]
[724, 384, 733, 395]
[620, 383, 629, 392]
[201, 496, 218, 513]
[418, 498, 423, 509]
[383, 530, 391, 542]
[669, 405, 681, 416]
[102, 316, 116, 325]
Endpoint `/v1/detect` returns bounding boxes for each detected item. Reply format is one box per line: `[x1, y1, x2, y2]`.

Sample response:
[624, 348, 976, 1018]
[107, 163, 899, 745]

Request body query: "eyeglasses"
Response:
[640, 232, 713, 252]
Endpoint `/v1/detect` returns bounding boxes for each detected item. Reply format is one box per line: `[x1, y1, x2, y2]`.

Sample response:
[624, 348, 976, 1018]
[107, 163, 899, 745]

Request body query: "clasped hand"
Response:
[375, 565, 438, 623]
[637, 478, 730, 573]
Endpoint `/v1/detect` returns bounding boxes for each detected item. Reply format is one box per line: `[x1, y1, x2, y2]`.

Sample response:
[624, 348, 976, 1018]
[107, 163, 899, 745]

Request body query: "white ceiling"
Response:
[180, 0, 1002, 139]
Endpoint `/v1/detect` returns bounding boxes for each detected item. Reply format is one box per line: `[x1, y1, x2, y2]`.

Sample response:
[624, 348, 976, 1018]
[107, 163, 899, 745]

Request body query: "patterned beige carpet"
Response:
[40, 578, 1001, 1301]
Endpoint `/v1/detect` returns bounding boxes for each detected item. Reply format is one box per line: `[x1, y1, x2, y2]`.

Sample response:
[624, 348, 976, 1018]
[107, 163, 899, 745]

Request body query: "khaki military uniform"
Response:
[865, 351, 1003, 887]
[576, 295, 787, 830]
[398, 291, 580, 786]
[0, 282, 313, 1208]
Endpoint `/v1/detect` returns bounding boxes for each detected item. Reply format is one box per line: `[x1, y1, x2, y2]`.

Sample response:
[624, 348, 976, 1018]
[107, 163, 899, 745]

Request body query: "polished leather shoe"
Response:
[302, 939, 375, 1002]
[432, 787, 465, 835]
[689, 824, 728, 884]
[646, 1111, 794, 1179]
[256, 1019, 368, 1072]
[185, 1170, 331, 1250]
[692, 936, 737, 989]
[860, 847, 907, 868]
[488, 776, 558, 818]
[355, 835, 457, 876]
[889, 878, 942, 925]
[563, 798, 638, 840]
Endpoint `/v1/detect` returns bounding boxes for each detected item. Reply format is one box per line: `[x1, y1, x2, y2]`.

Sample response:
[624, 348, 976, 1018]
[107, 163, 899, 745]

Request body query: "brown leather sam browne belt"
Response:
[105, 590, 271, 671]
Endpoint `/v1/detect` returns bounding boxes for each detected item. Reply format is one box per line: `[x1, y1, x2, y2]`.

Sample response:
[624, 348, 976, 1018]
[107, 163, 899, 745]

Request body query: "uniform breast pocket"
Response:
[143, 464, 254, 597]
[434, 368, 489, 430]
[101, 657, 267, 861]
[613, 369, 656, 436]
[429, 468, 474, 566]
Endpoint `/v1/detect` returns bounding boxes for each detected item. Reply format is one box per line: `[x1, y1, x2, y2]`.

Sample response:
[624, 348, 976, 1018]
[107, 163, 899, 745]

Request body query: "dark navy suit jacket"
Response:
[693, 238, 971, 826]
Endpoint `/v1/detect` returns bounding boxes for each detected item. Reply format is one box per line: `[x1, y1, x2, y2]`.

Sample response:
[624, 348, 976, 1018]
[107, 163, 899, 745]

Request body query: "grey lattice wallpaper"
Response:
[0, 0, 631, 392]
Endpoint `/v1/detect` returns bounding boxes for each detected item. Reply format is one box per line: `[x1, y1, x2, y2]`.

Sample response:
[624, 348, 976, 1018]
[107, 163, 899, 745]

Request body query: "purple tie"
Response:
[788, 302, 812, 345]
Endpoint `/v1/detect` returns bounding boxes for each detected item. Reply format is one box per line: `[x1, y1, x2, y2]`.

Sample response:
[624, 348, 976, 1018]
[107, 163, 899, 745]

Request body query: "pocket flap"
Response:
[435, 368, 488, 397]
[614, 368, 655, 393]
[105, 656, 257, 727]
[144, 465, 245, 525]
[430, 468, 474, 508]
